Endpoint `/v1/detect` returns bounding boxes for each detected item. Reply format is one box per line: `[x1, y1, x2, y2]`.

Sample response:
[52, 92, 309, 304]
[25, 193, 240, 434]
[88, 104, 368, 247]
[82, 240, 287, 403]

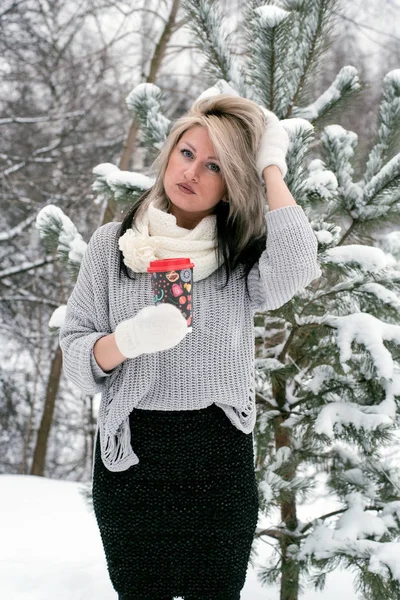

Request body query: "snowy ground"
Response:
[0, 475, 359, 600]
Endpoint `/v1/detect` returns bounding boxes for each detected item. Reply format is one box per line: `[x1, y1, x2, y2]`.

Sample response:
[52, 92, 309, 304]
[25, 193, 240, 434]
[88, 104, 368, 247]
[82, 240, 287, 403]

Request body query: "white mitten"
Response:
[256, 107, 289, 179]
[115, 303, 189, 359]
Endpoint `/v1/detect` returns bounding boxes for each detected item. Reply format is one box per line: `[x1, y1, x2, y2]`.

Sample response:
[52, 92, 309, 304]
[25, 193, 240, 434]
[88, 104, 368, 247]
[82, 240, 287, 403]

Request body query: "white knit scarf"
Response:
[118, 197, 222, 281]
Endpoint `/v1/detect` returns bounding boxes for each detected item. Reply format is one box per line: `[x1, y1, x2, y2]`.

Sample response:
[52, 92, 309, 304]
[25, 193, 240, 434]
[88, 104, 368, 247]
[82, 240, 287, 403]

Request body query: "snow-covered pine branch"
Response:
[275, 0, 336, 118]
[125, 83, 170, 153]
[293, 66, 361, 122]
[327, 252, 400, 308]
[92, 163, 154, 207]
[364, 69, 400, 182]
[195, 79, 240, 101]
[281, 117, 314, 197]
[35, 205, 87, 279]
[326, 312, 400, 380]
[245, 3, 291, 112]
[360, 153, 400, 218]
[181, 0, 240, 92]
[298, 494, 400, 598]
[320, 124, 363, 213]
[303, 159, 338, 209]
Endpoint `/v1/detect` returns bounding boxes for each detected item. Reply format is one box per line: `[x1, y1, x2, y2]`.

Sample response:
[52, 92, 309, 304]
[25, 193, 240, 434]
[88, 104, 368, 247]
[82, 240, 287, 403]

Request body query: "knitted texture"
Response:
[92, 404, 259, 599]
[256, 108, 290, 179]
[59, 204, 321, 472]
[115, 303, 189, 358]
[118, 197, 221, 281]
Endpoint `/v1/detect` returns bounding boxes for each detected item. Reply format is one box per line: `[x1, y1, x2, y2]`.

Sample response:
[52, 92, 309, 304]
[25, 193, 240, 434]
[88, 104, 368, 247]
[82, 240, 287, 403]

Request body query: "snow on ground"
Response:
[0, 475, 358, 600]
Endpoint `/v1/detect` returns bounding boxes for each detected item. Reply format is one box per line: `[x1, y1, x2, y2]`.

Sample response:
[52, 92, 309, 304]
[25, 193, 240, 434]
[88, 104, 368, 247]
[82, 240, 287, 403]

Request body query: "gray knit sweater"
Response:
[59, 205, 321, 472]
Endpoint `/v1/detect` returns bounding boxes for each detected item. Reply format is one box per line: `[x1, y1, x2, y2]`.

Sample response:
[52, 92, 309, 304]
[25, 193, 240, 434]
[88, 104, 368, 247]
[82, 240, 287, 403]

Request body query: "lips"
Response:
[177, 183, 195, 194]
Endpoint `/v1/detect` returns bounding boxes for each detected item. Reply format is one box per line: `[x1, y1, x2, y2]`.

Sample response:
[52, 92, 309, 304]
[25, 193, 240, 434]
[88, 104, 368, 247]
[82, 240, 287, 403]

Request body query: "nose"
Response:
[184, 162, 200, 182]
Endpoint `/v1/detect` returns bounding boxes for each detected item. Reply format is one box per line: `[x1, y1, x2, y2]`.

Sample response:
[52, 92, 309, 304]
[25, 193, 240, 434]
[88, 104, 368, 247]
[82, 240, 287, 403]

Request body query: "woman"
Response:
[59, 94, 320, 600]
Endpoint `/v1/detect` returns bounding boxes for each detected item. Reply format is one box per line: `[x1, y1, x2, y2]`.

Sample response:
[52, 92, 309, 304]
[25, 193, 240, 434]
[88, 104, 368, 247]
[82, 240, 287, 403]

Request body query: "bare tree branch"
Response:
[0, 214, 37, 242]
[0, 257, 55, 280]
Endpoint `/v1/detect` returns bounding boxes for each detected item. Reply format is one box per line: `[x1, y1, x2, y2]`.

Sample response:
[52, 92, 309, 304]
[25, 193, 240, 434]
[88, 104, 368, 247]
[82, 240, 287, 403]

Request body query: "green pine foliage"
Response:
[92, 163, 154, 209]
[181, 0, 238, 88]
[125, 84, 171, 155]
[36, 205, 87, 280]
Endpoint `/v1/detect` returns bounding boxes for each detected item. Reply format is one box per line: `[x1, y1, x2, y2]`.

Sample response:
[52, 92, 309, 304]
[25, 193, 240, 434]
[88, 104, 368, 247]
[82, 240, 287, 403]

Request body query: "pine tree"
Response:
[36, 0, 400, 597]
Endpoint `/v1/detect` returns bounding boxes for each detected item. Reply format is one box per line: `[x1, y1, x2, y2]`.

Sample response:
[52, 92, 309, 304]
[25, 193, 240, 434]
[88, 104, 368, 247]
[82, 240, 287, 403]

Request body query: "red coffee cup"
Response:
[147, 258, 194, 330]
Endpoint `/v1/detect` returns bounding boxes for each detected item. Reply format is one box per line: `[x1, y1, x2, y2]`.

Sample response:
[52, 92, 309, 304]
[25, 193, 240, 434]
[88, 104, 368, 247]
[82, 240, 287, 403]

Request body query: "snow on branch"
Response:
[299, 496, 400, 582]
[0, 110, 85, 126]
[320, 124, 363, 211]
[92, 163, 154, 205]
[325, 245, 395, 272]
[326, 312, 400, 379]
[304, 159, 338, 200]
[0, 214, 37, 242]
[36, 205, 87, 274]
[181, 0, 237, 89]
[254, 5, 290, 28]
[196, 79, 240, 101]
[125, 83, 170, 150]
[0, 257, 55, 280]
[364, 69, 400, 182]
[272, 0, 336, 118]
[363, 153, 400, 205]
[246, 1, 292, 113]
[282, 118, 315, 195]
[48, 305, 67, 330]
[314, 398, 395, 438]
[92, 162, 119, 203]
[360, 283, 400, 311]
[293, 66, 361, 122]
[0, 294, 59, 308]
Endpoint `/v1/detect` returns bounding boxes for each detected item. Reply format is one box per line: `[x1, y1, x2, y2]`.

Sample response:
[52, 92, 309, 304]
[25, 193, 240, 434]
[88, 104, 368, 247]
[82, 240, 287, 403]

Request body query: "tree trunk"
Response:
[30, 344, 63, 476]
[274, 382, 300, 600]
[20, 328, 43, 474]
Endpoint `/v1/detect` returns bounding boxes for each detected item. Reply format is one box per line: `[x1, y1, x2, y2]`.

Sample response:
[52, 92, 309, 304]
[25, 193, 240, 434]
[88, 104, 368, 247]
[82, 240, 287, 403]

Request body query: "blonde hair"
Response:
[119, 95, 269, 289]
[136, 94, 267, 256]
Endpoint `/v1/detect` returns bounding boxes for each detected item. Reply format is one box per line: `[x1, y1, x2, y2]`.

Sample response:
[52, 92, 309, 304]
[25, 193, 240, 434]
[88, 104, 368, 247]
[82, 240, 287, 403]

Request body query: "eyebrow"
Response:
[181, 140, 220, 162]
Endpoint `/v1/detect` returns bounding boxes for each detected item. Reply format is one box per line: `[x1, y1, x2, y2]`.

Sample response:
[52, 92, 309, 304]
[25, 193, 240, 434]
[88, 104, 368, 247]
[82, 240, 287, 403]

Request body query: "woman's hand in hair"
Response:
[256, 108, 289, 180]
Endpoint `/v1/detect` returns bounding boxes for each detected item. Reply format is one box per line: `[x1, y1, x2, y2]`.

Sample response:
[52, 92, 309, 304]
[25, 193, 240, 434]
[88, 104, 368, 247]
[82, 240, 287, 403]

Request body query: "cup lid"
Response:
[147, 258, 195, 273]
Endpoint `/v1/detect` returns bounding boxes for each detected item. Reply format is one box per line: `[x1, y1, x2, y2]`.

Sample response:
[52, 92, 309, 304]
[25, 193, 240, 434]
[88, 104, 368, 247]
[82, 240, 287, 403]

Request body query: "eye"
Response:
[181, 148, 193, 159]
[208, 162, 220, 174]
[180, 148, 221, 174]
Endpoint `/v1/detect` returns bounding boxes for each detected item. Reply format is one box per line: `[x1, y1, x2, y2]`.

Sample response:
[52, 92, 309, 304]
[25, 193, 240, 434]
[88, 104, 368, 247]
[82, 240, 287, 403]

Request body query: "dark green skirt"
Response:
[92, 403, 259, 600]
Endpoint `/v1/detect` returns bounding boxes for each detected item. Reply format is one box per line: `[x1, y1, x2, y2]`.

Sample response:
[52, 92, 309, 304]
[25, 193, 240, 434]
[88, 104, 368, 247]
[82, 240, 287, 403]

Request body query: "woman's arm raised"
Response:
[262, 164, 297, 210]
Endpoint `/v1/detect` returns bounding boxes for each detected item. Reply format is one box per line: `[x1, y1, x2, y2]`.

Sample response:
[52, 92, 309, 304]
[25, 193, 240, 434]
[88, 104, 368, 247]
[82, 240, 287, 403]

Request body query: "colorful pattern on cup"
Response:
[150, 266, 193, 327]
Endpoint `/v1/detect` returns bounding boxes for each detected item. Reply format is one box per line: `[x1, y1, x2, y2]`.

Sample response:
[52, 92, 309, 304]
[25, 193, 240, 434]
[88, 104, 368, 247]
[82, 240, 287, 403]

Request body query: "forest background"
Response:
[2, 1, 400, 598]
[1, 0, 400, 540]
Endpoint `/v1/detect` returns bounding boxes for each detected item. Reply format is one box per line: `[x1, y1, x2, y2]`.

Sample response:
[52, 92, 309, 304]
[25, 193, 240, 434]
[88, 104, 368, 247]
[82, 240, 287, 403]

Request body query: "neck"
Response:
[167, 204, 214, 230]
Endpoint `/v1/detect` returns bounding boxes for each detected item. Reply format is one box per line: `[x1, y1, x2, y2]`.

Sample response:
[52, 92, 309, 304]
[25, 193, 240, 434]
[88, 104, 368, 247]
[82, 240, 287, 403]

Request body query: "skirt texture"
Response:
[92, 403, 259, 600]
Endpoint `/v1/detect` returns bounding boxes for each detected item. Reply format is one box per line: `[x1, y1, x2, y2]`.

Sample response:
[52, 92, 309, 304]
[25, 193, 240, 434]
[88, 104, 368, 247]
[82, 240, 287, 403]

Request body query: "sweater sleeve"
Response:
[248, 205, 321, 312]
[59, 223, 115, 395]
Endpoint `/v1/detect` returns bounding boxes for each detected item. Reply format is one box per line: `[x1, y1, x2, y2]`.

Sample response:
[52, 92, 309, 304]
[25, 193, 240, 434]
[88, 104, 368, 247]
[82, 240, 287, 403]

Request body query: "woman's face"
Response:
[163, 125, 227, 229]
